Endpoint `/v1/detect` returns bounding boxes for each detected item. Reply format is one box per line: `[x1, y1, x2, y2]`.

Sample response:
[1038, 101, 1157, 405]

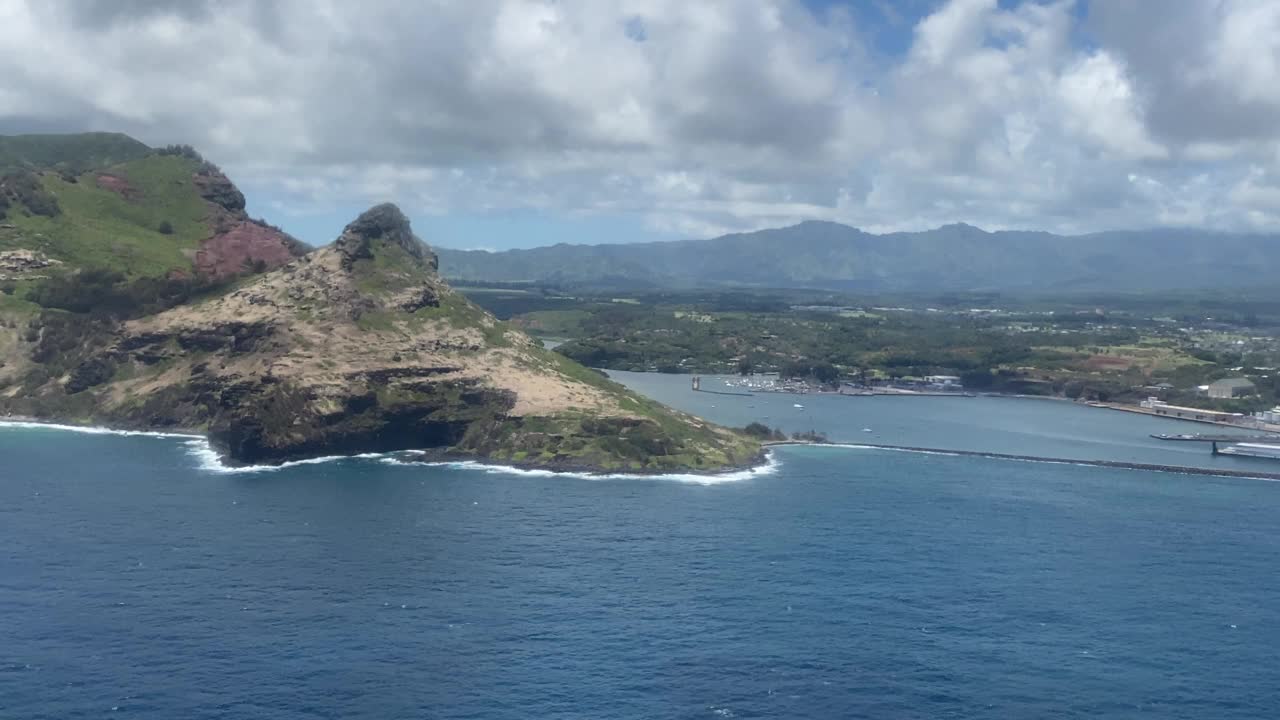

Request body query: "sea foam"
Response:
[2, 418, 776, 483]
[0, 419, 202, 439]
[184, 439, 390, 475]
[381, 450, 781, 485]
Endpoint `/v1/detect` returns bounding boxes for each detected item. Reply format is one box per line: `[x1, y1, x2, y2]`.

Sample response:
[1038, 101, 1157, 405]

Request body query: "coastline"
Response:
[9, 415, 1280, 484]
[1086, 401, 1280, 432]
[0, 416, 772, 479]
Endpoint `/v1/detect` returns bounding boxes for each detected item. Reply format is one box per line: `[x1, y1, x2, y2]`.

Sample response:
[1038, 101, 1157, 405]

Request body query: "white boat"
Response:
[1219, 443, 1280, 460]
[793, 403, 804, 409]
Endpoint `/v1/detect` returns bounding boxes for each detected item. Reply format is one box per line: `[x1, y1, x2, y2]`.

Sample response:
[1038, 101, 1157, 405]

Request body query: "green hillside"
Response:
[1, 155, 211, 277]
[0, 132, 152, 173]
[1, 133, 307, 318]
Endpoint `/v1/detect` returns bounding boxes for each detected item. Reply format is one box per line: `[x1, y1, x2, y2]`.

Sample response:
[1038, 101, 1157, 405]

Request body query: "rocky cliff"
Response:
[1, 202, 759, 472]
[1, 134, 305, 284]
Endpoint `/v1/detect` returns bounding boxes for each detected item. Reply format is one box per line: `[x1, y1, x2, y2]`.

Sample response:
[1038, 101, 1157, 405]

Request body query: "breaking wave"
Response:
[0, 419, 202, 440]
[183, 439, 391, 475]
[380, 450, 781, 485]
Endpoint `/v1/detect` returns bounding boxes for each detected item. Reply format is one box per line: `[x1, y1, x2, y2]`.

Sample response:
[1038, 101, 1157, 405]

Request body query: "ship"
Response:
[1217, 443, 1280, 460]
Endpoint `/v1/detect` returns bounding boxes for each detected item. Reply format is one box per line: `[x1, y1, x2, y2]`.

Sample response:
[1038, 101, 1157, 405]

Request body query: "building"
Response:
[1207, 378, 1257, 399]
[924, 375, 963, 389]
[1140, 398, 1236, 423]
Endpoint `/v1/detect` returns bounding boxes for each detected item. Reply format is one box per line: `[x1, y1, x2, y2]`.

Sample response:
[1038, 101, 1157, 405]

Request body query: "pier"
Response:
[691, 376, 754, 397]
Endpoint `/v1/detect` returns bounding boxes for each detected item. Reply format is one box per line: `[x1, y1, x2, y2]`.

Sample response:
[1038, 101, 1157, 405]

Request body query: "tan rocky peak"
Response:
[334, 203, 439, 272]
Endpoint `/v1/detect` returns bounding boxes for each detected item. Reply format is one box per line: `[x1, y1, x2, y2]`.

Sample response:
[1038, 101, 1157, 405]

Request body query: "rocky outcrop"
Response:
[193, 167, 246, 212]
[335, 203, 438, 271]
[1, 202, 760, 471]
[194, 221, 304, 279]
[189, 166, 307, 280]
[0, 249, 61, 279]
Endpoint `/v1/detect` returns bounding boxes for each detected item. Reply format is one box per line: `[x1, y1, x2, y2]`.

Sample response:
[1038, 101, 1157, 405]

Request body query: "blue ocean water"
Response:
[3, 381, 1280, 719]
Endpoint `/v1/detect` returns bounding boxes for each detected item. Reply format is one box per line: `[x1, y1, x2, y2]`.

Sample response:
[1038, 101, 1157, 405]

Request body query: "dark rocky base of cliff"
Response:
[396, 445, 772, 477]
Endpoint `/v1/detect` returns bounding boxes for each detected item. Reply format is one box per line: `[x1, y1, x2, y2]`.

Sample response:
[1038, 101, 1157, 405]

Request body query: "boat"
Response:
[793, 403, 804, 409]
[862, 428, 873, 433]
[1218, 443, 1280, 460]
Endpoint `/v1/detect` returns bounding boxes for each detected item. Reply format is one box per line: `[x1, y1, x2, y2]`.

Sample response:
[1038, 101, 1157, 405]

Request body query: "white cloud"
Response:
[1056, 52, 1166, 160]
[0, 0, 1278, 241]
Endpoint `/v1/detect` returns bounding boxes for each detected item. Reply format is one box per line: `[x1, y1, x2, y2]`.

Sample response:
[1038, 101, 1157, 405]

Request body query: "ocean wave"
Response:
[189, 438, 778, 483]
[380, 450, 781, 485]
[183, 439, 390, 475]
[0, 419, 202, 440]
[3, 418, 778, 482]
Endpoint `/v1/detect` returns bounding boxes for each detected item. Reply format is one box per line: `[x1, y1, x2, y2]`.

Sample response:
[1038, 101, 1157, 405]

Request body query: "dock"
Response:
[691, 376, 754, 397]
[1151, 433, 1280, 443]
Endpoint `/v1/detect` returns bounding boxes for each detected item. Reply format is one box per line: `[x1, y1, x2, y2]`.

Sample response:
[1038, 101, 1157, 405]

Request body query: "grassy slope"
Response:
[0, 132, 152, 173]
[1, 155, 209, 277]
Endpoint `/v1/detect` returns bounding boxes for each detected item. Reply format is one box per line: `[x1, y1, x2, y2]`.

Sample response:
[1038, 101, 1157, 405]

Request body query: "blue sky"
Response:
[4, 0, 1280, 251]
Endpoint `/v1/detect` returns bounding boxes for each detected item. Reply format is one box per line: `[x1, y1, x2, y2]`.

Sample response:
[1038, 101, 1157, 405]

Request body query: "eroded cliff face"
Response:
[2, 204, 758, 471]
[190, 166, 307, 280]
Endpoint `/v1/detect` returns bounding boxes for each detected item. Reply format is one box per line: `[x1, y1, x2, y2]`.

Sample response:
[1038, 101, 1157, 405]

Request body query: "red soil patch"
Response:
[95, 173, 139, 200]
[195, 221, 299, 280]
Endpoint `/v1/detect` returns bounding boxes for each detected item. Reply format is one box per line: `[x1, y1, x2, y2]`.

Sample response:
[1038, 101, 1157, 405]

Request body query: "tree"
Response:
[158, 220, 174, 235]
[736, 357, 753, 376]
[960, 369, 995, 389]
[811, 361, 839, 385]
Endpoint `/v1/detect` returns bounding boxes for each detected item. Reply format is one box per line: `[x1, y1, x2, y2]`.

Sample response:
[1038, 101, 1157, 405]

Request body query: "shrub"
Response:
[156, 144, 205, 163]
[741, 422, 787, 441]
[27, 268, 223, 318]
[0, 170, 60, 217]
[158, 220, 174, 235]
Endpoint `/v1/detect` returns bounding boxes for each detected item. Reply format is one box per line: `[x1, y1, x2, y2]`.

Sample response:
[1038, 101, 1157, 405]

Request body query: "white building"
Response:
[1140, 398, 1235, 423]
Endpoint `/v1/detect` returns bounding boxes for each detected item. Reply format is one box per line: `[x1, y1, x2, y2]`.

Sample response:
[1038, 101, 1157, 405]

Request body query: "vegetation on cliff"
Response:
[0, 138, 758, 472]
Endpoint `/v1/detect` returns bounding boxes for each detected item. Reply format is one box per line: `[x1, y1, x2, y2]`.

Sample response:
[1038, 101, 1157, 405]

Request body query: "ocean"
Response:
[2, 376, 1279, 719]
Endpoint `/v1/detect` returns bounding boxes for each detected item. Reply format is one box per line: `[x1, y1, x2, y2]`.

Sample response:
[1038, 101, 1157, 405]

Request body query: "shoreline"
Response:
[1085, 401, 1277, 431]
[672, 373, 1271, 431]
[0, 416, 771, 479]
[9, 414, 1279, 483]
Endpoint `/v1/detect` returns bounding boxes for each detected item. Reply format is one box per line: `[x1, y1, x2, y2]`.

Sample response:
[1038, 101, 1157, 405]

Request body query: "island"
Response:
[0, 133, 760, 472]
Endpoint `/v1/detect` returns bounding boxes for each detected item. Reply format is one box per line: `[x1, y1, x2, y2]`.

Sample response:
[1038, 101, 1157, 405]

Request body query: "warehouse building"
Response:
[1207, 378, 1257, 399]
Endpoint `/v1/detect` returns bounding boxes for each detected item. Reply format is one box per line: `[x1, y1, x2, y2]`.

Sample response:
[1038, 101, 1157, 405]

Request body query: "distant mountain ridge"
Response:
[437, 221, 1280, 293]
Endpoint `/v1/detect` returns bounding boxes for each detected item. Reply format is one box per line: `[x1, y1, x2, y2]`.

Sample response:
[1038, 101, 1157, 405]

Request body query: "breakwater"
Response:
[783, 441, 1280, 481]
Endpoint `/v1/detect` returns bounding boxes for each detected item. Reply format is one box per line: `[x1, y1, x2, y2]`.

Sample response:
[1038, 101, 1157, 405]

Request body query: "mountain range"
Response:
[438, 221, 1280, 293]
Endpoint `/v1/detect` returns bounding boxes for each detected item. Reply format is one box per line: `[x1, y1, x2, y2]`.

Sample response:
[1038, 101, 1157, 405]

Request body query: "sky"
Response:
[1, 0, 1279, 250]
